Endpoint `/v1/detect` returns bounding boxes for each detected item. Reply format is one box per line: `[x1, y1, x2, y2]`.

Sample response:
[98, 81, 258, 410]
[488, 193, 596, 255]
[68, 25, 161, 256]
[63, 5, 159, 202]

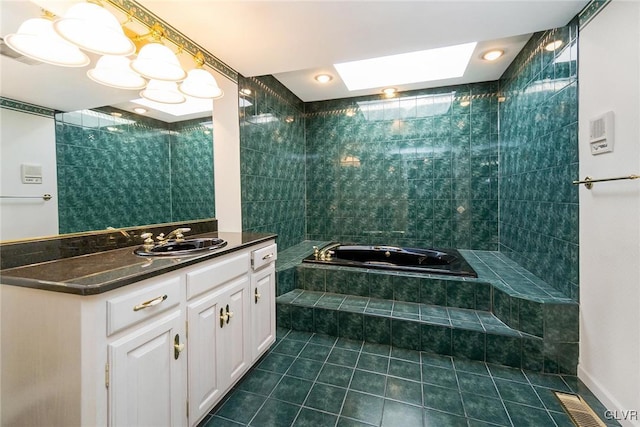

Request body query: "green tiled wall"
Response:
[171, 119, 216, 221]
[305, 83, 499, 250]
[239, 75, 306, 250]
[498, 21, 579, 300]
[56, 107, 214, 233]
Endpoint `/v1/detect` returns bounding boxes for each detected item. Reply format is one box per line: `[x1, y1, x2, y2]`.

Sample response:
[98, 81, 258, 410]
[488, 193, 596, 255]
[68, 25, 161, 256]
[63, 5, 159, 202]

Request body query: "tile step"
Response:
[277, 289, 521, 337]
[276, 289, 548, 371]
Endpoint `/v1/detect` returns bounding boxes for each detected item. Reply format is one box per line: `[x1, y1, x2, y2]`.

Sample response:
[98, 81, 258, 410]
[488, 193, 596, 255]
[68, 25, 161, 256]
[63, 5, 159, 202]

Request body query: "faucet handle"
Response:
[141, 232, 154, 247]
[175, 227, 191, 241]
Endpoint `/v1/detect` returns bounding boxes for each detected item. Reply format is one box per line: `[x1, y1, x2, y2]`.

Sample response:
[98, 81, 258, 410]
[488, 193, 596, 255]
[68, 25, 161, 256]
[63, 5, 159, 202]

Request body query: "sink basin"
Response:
[134, 238, 227, 257]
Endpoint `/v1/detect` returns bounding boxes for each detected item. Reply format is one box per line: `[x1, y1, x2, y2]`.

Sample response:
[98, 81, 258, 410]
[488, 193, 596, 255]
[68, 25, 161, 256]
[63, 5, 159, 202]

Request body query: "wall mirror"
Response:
[0, 0, 217, 242]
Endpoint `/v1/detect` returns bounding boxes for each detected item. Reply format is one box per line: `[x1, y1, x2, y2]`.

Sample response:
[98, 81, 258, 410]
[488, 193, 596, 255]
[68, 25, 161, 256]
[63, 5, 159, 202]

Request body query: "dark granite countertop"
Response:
[0, 232, 276, 296]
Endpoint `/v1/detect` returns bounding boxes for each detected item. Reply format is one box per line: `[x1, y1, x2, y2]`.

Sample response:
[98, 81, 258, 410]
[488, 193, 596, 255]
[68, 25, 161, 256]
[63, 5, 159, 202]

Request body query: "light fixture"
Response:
[460, 100, 471, 107]
[482, 49, 504, 61]
[4, 15, 90, 67]
[53, 2, 135, 56]
[87, 55, 147, 90]
[240, 88, 252, 96]
[545, 40, 563, 51]
[130, 42, 187, 82]
[140, 80, 185, 104]
[382, 87, 397, 97]
[133, 107, 148, 114]
[179, 52, 223, 99]
[314, 74, 332, 84]
[5, 3, 224, 103]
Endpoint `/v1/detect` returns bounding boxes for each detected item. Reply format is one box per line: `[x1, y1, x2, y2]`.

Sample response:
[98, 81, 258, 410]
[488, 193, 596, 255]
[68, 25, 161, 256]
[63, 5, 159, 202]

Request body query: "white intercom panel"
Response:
[21, 164, 43, 184]
[589, 111, 614, 155]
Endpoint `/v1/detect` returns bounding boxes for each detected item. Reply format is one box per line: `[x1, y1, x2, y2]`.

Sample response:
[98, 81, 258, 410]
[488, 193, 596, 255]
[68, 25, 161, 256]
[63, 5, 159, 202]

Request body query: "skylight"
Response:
[334, 42, 477, 91]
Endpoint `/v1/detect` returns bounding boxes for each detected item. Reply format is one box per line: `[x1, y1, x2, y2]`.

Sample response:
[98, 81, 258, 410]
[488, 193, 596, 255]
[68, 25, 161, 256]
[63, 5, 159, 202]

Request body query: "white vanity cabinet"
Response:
[0, 238, 277, 427]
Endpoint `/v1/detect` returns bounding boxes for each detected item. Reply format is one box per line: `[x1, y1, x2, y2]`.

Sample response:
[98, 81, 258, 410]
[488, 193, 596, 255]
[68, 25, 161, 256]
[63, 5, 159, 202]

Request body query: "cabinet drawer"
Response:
[107, 276, 181, 336]
[186, 251, 250, 300]
[252, 244, 277, 271]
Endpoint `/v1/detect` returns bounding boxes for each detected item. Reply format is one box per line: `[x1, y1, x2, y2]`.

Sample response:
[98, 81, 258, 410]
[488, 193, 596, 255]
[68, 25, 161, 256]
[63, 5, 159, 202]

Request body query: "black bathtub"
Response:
[303, 244, 477, 278]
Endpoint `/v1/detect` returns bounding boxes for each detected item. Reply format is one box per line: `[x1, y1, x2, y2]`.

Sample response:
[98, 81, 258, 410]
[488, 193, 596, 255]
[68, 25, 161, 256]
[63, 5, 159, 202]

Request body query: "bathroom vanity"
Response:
[0, 232, 277, 427]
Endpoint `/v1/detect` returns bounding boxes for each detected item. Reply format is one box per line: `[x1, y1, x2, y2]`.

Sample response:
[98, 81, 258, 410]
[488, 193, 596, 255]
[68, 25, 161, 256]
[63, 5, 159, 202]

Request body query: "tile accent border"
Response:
[578, 0, 611, 29]
[0, 97, 55, 118]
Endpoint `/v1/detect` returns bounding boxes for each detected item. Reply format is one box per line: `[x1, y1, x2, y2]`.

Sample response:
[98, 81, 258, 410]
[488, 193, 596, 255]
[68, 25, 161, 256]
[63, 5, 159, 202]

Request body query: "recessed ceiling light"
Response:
[133, 107, 147, 114]
[545, 40, 563, 51]
[382, 87, 397, 97]
[335, 42, 477, 91]
[240, 88, 252, 95]
[315, 74, 333, 84]
[460, 100, 471, 107]
[482, 50, 504, 61]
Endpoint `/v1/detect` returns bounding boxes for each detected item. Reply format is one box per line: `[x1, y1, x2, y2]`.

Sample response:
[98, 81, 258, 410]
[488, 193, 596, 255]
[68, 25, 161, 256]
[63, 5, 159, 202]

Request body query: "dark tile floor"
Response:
[198, 328, 619, 427]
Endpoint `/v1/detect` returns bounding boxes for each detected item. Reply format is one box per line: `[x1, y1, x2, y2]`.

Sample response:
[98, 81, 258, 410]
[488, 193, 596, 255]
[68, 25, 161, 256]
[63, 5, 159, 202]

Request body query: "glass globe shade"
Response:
[4, 17, 90, 67]
[53, 2, 135, 56]
[87, 55, 147, 90]
[130, 43, 187, 82]
[179, 68, 224, 99]
[140, 80, 186, 104]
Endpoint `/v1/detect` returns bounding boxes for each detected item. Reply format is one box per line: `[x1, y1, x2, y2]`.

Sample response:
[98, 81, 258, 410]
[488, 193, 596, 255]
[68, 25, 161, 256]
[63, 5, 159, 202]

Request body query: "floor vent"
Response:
[555, 392, 606, 427]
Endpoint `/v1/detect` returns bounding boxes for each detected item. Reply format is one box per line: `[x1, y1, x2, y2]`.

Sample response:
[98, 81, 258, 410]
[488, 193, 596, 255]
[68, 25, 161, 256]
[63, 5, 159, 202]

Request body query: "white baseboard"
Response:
[578, 365, 640, 427]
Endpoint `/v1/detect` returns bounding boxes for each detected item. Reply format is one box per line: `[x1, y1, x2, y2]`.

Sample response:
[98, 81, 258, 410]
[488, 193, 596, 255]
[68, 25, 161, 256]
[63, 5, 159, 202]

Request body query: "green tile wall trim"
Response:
[55, 107, 214, 234]
[304, 82, 500, 251]
[0, 97, 55, 118]
[578, 0, 611, 29]
[498, 20, 579, 301]
[105, 0, 238, 82]
[240, 76, 306, 250]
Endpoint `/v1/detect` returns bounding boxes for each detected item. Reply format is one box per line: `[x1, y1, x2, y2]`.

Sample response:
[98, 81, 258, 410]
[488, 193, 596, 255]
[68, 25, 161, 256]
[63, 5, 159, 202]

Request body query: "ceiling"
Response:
[137, 0, 588, 102]
[0, 0, 588, 115]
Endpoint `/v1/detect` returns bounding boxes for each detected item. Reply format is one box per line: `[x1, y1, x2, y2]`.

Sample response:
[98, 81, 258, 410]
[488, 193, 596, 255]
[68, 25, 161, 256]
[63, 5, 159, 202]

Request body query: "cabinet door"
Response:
[187, 275, 250, 426]
[108, 310, 186, 427]
[251, 263, 276, 361]
[222, 276, 251, 385]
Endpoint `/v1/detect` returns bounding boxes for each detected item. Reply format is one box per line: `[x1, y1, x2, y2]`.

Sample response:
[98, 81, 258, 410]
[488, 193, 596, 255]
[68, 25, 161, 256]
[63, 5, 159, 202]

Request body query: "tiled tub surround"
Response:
[240, 76, 306, 251]
[198, 328, 619, 427]
[55, 107, 215, 234]
[305, 82, 499, 251]
[275, 243, 578, 375]
[498, 23, 580, 300]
